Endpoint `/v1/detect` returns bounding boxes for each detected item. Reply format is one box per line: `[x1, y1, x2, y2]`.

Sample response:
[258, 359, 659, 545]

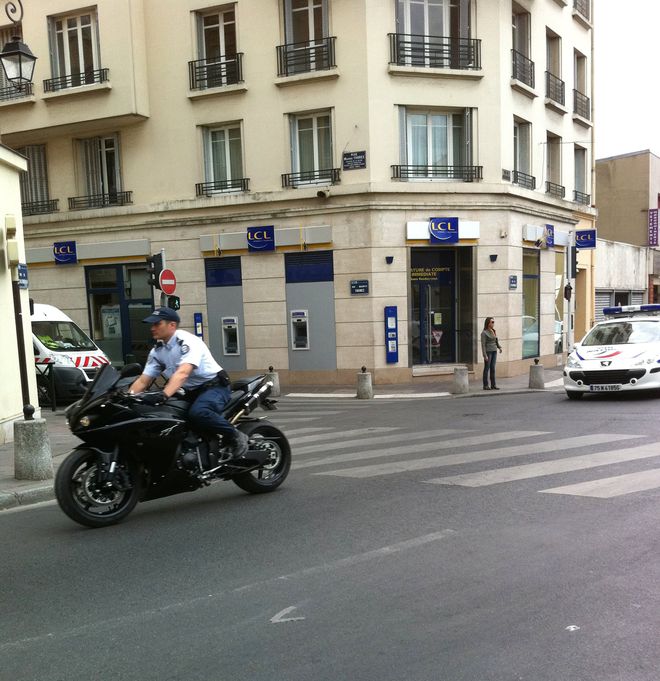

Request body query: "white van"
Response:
[31, 303, 110, 401]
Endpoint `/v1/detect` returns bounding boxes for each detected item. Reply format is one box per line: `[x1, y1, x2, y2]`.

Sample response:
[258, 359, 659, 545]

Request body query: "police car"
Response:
[564, 304, 660, 399]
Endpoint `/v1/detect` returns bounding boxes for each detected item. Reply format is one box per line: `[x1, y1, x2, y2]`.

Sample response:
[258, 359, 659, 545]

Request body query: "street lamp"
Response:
[0, 1, 36, 90]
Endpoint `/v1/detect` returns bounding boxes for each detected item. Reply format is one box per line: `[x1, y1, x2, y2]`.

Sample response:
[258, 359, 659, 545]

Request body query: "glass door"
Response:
[411, 249, 456, 364]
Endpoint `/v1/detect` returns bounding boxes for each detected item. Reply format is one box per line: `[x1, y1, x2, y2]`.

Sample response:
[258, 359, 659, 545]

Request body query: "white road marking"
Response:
[283, 427, 334, 437]
[374, 393, 451, 399]
[426, 440, 656, 488]
[540, 465, 660, 498]
[297, 430, 544, 470]
[270, 606, 305, 623]
[316, 433, 632, 478]
[290, 427, 398, 447]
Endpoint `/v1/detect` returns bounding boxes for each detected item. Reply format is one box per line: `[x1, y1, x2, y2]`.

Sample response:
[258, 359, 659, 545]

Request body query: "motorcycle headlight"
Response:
[78, 416, 91, 428]
[566, 355, 582, 369]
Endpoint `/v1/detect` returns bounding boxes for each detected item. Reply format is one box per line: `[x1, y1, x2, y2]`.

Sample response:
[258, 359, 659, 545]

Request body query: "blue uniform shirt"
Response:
[143, 329, 221, 389]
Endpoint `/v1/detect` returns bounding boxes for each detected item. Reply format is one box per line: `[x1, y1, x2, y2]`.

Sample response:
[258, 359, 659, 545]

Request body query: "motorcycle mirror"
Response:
[119, 363, 143, 378]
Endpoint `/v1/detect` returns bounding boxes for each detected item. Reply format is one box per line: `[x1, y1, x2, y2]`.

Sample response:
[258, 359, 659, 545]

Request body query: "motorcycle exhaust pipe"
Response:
[229, 381, 274, 424]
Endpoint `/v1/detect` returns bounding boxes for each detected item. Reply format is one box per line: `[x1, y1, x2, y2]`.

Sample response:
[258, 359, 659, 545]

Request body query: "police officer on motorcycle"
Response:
[128, 307, 249, 458]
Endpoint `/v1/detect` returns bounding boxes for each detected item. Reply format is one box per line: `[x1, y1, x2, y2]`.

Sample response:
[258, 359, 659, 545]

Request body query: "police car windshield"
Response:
[582, 320, 660, 346]
[33, 321, 97, 352]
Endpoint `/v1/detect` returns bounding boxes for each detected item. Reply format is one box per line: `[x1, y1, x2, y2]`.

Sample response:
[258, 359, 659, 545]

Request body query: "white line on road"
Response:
[290, 427, 399, 447]
[426, 440, 656, 488]
[296, 430, 550, 477]
[316, 433, 632, 478]
[540, 465, 660, 498]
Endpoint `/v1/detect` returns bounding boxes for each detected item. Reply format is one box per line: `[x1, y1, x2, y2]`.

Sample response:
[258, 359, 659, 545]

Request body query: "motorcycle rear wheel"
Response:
[55, 448, 141, 528]
[232, 421, 291, 494]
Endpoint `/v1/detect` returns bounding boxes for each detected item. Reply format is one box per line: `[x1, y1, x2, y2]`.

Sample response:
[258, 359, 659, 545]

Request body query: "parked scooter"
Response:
[55, 363, 290, 528]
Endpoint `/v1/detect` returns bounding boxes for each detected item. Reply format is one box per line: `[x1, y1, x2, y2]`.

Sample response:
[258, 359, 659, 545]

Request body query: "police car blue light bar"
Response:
[603, 304, 660, 316]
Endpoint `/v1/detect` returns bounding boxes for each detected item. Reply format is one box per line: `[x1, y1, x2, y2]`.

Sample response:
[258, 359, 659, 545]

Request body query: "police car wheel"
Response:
[566, 390, 583, 400]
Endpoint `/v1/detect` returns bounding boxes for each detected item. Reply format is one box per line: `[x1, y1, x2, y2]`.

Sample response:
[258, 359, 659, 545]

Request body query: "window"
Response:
[545, 30, 564, 105]
[49, 10, 100, 85]
[279, 0, 333, 76]
[193, 7, 240, 88]
[290, 111, 334, 179]
[399, 108, 472, 179]
[203, 124, 245, 191]
[574, 50, 587, 94]
[546, 132, 562, 189]
[522, 249, 540, 358]
[513, 119, 531, 175]
[512, 4, 533, 86]
[76, 134, 123, 201]
[17, 145, 51, 211]
[574, 145, 587, 198]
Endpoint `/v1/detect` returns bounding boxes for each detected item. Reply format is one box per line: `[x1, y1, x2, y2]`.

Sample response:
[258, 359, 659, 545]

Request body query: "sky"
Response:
[594, 1, 659, 159]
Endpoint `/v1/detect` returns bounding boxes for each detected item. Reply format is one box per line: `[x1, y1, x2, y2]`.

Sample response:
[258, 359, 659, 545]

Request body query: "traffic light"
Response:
[167, 295, 180, 311]
[146, 253, 163, 289]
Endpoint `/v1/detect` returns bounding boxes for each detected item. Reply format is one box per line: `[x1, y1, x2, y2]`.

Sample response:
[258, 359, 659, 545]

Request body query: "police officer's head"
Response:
[143, 307, 180, 342]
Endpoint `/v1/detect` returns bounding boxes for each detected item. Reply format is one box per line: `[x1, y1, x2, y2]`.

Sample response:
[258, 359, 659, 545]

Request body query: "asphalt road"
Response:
[3, 390, 660, 681]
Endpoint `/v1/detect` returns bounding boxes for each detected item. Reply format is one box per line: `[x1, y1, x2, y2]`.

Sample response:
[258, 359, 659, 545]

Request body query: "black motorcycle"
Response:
[55, 363, 291, 528]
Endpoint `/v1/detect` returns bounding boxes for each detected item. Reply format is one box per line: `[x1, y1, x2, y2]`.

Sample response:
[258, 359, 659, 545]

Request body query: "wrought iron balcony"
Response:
[276, 36, 336, 77]
[189, 53, 243, 90]
[0, 82, 33, 102]
[391, 165, 483, 182]
[44, 68, 109, 93]
[21, 199, 59, 216]
[68, 191, 132, 210]
[573, 89, 591, 120]
[512, 49, 534, 88]
[195, 178, 249, 196]
[574, 190, 591, 205]
[545, 181, 565, 199]
[388, 33, 481, 70]
[512, 170, 536, 190]
[282, 168, 340, 188]
[574, 0, 591, 22]
[545, 71, 565, 106]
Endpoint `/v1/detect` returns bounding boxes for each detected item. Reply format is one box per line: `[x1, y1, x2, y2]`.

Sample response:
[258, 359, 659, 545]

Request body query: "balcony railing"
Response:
[0, 82, 33, 102]
[44, 68, 109, 93]
[512, 49, 534, 88]
[195, 178, 249, 196]
[512, 170, 536, 190]
[276, 36, 336, 77]
[189, 53, 243, 90]
[545, 71, 565, 106]
[574, 0, 591, 22]
[282, 168, 340, 187]
[545, 181, 565, 199]
[68, 191, 132, 210]
[391, 165, 483, 182]
[574, 190, 591, 205]
[573, 89, 591, 120]
[388, 33, 481, 70]
[22, 199, 59, 216]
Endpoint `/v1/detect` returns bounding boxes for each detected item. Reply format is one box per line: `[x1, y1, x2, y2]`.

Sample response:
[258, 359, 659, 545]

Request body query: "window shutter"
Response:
[399, 106, 407, 165]
[631, 291, 645, 306]
[80, 138, 102, 195]
[594, 290, 612, 321]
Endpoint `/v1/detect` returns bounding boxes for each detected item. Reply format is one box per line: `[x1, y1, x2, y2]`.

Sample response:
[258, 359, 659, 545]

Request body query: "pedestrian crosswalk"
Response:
[267, 398, 660, 500]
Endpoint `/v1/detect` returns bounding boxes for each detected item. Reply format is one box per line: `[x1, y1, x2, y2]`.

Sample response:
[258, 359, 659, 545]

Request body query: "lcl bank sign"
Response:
[247, 225, 275, 252]
[53, 241, 77, 264]
[428, 217, 459, 244]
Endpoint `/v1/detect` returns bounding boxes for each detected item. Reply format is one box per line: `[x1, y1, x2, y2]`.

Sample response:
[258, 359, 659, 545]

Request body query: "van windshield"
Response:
[33, 321, 97, 352]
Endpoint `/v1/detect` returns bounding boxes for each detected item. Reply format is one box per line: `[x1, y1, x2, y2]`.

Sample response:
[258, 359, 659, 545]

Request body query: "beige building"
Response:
[0, 144, 37, 443]
[0, 0, 595, 385]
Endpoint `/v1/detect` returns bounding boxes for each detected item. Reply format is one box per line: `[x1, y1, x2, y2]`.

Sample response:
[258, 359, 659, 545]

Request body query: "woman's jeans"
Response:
[483, 351, 497, 388]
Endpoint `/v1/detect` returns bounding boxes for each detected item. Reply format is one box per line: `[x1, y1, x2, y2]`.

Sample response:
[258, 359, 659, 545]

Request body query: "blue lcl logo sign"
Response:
[428, 218, 459, 244]
[53, 241, 77, 264]
[247, 225, 275, 252]
[576, 229, 596, 249]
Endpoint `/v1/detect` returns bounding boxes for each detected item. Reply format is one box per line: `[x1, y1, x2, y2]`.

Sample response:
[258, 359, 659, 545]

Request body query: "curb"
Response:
[0, 484, 55, 510]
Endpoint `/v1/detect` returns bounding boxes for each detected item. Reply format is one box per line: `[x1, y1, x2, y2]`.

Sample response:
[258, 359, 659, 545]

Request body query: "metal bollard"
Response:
[529, 359, 545, 389]
[451, 366, 469, 394]
[13, 405, 54, 481]
[356, 366, 373, 399]
[266, 365, 281, 397]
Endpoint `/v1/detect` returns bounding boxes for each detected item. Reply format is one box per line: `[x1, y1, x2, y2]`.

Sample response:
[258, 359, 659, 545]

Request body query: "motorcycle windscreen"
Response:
[81, 363, 121, 403]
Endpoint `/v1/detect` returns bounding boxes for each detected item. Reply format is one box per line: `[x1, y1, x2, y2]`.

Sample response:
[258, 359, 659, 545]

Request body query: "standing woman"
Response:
[481, 316, 503, 390]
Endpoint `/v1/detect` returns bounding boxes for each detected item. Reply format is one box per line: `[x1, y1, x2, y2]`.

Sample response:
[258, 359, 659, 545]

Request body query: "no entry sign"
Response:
[159, 268, 177, 295]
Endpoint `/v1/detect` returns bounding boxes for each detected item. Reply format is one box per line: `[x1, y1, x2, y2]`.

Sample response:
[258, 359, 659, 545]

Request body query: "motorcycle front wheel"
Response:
[232, 420, 291, 494]
[55, 448, 141, 528]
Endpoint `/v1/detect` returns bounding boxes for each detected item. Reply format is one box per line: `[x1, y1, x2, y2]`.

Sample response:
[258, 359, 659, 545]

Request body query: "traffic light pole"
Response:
[159, 248, 167, 307]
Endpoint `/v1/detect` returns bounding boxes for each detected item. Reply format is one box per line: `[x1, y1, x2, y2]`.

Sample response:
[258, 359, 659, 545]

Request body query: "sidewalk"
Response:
[0, 367, 564, 511]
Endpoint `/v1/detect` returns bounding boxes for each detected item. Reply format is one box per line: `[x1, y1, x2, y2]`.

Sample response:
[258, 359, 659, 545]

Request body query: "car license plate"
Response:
[589, 384, 622, 392]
